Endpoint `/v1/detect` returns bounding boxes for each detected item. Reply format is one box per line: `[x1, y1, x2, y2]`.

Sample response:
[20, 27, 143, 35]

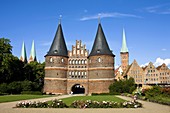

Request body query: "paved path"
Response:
[0, 95, 169, 113]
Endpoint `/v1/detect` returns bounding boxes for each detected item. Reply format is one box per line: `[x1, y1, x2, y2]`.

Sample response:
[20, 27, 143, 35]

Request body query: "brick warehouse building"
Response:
[43, 21, 115, 95]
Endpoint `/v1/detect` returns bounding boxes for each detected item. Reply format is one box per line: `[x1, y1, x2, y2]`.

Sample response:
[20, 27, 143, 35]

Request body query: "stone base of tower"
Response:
[88, 79, 114, 94]
[43, 78, 67, 94]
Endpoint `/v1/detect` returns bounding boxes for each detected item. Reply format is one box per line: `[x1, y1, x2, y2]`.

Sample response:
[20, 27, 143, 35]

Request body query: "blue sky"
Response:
[1, 0, 170, 67]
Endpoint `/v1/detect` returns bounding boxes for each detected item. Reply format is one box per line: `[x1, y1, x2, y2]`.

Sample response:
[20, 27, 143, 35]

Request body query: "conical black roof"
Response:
[89, 23, 115, 57]
[45, 23, 68, 57]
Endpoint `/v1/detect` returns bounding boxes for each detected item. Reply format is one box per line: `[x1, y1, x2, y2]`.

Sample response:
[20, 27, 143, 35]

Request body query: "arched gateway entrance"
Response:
[71, 84, 85, 94]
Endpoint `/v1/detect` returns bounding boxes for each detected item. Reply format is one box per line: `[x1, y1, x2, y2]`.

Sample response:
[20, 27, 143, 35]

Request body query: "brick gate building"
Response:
[43, 21, 115, 95]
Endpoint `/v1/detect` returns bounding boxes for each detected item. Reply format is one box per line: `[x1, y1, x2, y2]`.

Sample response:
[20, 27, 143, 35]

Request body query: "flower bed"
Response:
[70, 100, 142, 108]
[16, 99, 68, 108]
[16, 99, 142, 108]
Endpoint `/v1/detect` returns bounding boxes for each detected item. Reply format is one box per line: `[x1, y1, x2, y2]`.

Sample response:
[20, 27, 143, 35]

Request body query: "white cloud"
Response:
[140, 58, 170, 68]
[80, 12, 142, 21]
[154, 58, 170, 68]
[162, 48, 167, 51]
[140, 62, 149, 67]
[144, 4, 170, 15]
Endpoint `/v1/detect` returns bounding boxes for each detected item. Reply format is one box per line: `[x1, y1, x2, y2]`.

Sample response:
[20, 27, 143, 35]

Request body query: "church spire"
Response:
[121, 28, 128, 53]
[89, 22, 114, 57]
[20, 41, 27, 63]
[45, 18, 68, 57]
[29, 40, 37, 62]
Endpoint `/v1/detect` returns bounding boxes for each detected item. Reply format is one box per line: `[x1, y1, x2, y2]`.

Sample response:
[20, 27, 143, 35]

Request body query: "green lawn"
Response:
[0, 95, 52, 103]
[62, 95, 126, 106]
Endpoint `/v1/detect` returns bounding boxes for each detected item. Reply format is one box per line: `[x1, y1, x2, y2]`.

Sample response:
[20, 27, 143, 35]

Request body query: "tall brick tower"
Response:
[120, 28, 129, 72]
[88, 22, 115, 94]
[43, 20, 68, 94]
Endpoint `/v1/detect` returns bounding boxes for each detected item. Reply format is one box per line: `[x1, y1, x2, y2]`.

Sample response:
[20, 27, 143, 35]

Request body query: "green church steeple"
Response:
[29, 40, 37, 62]
[121, 28, 128, 53]
[20, 41, 27, 63]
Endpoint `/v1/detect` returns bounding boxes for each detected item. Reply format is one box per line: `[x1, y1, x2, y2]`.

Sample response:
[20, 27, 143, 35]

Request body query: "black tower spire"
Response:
[46, 22, 68, 57]
[89, 23, 114, 57]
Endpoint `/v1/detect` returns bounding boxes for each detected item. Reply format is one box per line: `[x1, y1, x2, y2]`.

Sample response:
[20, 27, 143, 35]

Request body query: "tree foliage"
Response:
[0, 38, 45, 94]
[109, 77, 136, 94]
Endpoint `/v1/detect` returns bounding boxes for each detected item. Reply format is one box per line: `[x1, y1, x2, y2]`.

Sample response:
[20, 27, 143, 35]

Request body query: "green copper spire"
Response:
[121, 28, 128, 53]
[20, 41, 27, 63]
[29, 40, 37, 62]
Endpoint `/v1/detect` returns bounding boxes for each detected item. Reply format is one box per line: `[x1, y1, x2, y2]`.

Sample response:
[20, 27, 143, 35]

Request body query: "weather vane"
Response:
[59, 15, 62, 24]
[98, 13, 101, 23]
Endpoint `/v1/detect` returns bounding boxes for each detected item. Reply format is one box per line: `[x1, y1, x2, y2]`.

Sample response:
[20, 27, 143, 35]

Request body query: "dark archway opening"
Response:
[71, 84, 85, 94]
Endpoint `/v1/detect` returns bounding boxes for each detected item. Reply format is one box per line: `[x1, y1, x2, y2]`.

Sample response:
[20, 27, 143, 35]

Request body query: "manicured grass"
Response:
[0, 95, 52, 103]
[62, 95, 126, 106]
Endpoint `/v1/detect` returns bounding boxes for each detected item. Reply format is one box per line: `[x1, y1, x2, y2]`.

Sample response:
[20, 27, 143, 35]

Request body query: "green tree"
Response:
[0, 38, 25, 83]
[0, 38, 12, 54]
[109, 77, 136, 94]
[24, 61, 45, 91]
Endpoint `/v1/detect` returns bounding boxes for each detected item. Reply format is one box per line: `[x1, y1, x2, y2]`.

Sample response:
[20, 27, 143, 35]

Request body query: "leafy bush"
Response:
[8, 81, 22, 94]
[0, 81, 43, 94]
[141, 86, 170, 105]
[109, 77, 136, 94]
[0, 83, 9, 94]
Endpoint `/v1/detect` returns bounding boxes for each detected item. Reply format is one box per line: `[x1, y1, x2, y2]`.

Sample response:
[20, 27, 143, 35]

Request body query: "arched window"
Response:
[79, 60, 81, 64]
[76, 60, 78, 64]
[72, 60, 75, 64]
[85, 72, 87, 75]
[50, 57, 53, 62]
[82, 60, 84, 64]
[72, 71, 74, 75]
[78, 72, 81, 75]
[98, 57, 101, 62]
[82, 72, 84, 75]
[77, 50, 80, 54]
[69, 71, 71, 75]
[61, 58, 64, 63]
[86, 60, 88, 64]
[69, 60, 72, 64]
[75, 71, 77, 75]
[81, 50, 83, 54]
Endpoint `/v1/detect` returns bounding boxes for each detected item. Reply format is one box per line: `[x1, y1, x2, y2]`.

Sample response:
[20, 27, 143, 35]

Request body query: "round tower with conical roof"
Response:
[43, 20, 68, 94]
[88, 22, 115, 94]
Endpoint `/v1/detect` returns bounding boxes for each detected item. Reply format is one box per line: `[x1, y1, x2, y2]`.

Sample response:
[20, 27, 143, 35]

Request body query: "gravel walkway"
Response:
[0, 95, 169, 113]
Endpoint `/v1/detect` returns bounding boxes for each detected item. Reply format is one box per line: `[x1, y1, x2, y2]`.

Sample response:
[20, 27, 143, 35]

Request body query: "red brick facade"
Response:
[43, 40, 115, 95]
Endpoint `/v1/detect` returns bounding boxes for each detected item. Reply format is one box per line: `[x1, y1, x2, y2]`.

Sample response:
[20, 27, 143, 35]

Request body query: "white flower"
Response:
[134, 105, 138, 108]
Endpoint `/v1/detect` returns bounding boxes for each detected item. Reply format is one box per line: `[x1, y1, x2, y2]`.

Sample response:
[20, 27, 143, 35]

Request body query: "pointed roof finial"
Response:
[121, 28, 128, 53]
[98, 13, 101, 24]
[59, 15, 62, 24]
